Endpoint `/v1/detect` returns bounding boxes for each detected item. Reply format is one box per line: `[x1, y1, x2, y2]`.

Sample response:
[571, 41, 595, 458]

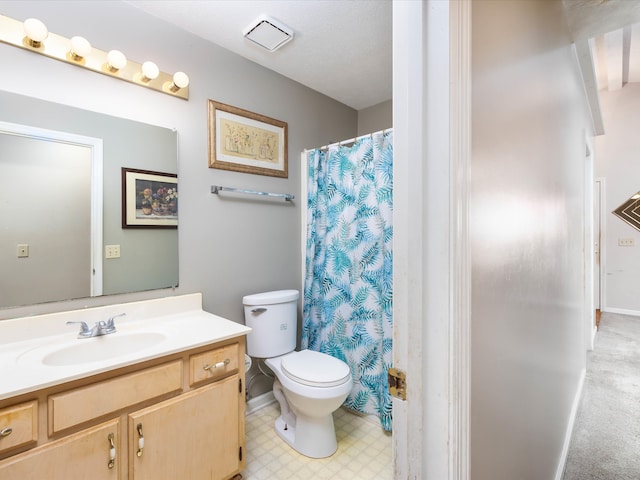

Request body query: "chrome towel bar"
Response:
[211, 185, 294, 201]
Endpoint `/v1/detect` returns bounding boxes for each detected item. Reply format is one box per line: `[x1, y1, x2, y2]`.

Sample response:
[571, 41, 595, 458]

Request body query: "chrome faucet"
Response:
[67, 313, 125, 338]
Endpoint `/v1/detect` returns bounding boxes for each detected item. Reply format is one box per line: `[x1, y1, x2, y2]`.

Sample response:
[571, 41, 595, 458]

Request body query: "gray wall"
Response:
[595, 84, 640, 314]
[0, 0, 357, 322]
[471, 1, 590, 478]
[357, 100, 392, 136]
[0, 133, 91, 305]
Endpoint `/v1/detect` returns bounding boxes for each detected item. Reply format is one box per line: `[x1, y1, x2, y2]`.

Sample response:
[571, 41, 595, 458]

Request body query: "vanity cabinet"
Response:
[0, 338, 245, 480]
[0, 419, 120, 479]
[129, 375, 241, 479]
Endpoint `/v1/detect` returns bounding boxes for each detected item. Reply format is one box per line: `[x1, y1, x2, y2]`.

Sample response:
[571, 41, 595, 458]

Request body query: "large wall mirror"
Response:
[0, 91, 178, 310]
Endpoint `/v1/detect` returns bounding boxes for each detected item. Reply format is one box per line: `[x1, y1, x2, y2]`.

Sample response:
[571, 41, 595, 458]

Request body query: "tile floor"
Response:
[243, 402, 392, 479]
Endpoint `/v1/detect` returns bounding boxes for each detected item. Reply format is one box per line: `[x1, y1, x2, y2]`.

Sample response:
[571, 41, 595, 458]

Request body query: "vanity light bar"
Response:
[0, 15, 189, 100]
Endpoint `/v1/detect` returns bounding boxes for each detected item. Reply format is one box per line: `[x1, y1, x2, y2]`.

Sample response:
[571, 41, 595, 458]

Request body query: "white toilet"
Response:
[243, 289, 353, 458]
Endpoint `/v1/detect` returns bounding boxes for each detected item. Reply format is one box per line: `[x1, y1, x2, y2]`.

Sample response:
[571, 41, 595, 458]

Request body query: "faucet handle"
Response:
[66, 321, 91, 336]
[106, 313, 125, 330]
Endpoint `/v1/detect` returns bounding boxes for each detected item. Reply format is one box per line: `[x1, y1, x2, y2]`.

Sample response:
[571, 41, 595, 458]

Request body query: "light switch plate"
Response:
[17, 244, 29, 258]
[618, 238, 635, 247]
[105, 245, 121, 258]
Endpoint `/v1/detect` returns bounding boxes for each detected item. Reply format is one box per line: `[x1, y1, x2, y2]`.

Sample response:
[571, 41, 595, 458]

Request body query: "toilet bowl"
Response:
[266, 350, 352, 458]
[243, 290, 353, 458]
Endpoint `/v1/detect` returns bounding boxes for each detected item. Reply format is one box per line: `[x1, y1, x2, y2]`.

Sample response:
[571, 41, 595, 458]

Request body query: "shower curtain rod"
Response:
[305, 127, 393, 152]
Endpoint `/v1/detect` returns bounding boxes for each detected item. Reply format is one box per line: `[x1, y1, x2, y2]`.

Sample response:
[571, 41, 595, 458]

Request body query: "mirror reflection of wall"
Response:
[0, 131, 94, 306]
[0, 90, 178, 310]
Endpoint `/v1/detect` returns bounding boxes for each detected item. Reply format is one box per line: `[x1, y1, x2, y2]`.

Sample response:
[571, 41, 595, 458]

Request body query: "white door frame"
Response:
[595, 177, 606, 314]
[392, 1, 471, 479]
[584, 136, 596, 351]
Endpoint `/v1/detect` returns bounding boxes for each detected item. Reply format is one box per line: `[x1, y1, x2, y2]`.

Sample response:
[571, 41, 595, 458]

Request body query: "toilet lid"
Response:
[281, 350, 351, 387]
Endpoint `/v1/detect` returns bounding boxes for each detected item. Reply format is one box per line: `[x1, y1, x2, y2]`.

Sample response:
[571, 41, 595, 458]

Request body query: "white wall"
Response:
[471, 1, 591, 479]
[0, 0, 357, 321]
[595, 84, 640, 314]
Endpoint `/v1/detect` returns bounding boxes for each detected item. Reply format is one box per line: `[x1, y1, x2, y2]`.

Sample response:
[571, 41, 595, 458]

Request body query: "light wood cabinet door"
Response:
[129, 374, 241, 480]
[0, 400, 37, 455]
[0, 418, 120, 480]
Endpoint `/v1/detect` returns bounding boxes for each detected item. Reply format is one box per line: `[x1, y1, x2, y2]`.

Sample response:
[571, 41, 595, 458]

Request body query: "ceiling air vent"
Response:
[243, 15, 294, 52]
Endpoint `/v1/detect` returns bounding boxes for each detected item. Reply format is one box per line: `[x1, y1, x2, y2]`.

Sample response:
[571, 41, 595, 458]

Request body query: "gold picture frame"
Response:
[208, 100, 288, 178]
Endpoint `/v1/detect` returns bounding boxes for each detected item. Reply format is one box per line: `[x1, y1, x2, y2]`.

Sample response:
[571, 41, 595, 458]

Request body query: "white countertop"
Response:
[0, 294, 251, 401]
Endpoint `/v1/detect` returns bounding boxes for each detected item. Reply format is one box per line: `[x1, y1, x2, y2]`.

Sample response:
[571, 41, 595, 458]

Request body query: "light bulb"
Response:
[107, 50, 127, 71]
[172, 71, 189, 90]
[70, 36, 91, 60]
[141, 61, 159, 81]
[23, 18, 48, 47]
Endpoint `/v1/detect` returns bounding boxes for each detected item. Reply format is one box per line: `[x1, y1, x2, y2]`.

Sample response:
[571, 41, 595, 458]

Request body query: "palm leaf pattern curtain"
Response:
[302, 131, 393, 431]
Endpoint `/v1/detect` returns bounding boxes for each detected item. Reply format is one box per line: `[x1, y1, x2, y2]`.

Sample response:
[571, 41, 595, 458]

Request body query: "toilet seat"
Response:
[281, 350, 351, 388]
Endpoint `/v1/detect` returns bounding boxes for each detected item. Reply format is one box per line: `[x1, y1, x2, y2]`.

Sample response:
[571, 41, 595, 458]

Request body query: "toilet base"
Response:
[274, 413, 338, 459]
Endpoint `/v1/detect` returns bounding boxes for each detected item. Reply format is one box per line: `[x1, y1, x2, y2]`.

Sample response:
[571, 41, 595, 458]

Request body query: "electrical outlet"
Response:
[618, 238, 635, 247]
[17, 244, 29, 258]
[105, 245, 121, 258]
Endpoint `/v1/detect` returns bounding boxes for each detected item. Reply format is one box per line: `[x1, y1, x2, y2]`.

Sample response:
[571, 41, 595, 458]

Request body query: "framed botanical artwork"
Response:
[122, 167, 178, 228]
[208, 100, 288, 178]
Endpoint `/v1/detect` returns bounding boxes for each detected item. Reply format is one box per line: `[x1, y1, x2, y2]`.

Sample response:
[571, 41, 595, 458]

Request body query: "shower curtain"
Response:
[302, 130, 393, 431]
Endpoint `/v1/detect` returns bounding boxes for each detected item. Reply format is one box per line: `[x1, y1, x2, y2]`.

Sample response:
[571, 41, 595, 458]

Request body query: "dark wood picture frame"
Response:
[122, 167, 178, 229]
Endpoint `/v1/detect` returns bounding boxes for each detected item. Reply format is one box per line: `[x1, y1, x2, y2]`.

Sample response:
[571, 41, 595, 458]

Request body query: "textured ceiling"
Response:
[125, 1, 640, 111]
[563, 0, 640, 91]
[125, 0, 392, 111]
[563, 0, 640, 40]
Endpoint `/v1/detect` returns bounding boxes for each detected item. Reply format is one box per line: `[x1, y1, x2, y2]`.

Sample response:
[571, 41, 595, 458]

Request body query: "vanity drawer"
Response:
[49, 360, 182, 434]
[190, 343, 239, 385]
[0, 401, 38, 454]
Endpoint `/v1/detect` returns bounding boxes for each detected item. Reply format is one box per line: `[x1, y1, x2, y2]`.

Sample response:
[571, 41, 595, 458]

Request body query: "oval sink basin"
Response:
[21, 332, 167, 367]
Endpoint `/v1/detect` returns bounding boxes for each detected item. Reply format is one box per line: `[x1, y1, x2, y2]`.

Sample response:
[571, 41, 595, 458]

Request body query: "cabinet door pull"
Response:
[136, 423, 144, 457]
[0, 427, 12, 437]
[203, 358, 230, 371]
[107, 433, 116, 469]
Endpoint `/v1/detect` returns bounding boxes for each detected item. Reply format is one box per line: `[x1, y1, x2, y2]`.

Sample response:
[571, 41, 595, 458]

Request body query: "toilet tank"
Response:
[243, 290, 299, 358]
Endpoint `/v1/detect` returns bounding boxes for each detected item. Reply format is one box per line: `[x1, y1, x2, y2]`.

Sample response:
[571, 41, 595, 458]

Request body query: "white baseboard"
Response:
[602, 307, 640, 317]
[555, 368, 586, 480]
[589, 325, 597, 351]
[246, 391, 276, 416]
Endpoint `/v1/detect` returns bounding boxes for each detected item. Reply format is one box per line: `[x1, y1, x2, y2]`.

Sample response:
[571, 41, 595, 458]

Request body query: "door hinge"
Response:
[239, 446, 243, 461]
[388, 368, 406, 400]
[239, 378, 242, 393]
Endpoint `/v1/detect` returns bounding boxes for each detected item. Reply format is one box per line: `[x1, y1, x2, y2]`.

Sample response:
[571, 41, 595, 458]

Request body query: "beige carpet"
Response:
[562, 312, 640, 479]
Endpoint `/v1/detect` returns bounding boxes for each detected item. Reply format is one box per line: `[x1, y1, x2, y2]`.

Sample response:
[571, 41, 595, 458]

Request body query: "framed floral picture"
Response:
[122, 168, 178, 228]
[208, 100, 288, 178]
